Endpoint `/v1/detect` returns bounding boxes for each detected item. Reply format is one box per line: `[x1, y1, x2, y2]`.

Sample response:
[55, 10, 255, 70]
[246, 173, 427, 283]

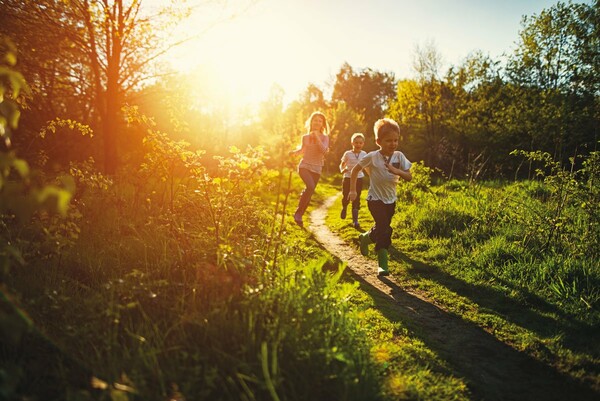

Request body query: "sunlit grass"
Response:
[324, 171, 600, 392]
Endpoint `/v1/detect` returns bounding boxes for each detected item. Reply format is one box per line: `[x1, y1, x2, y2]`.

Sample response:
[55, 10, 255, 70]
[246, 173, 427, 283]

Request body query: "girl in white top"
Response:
[348, 118, 412, 275]
[289, 111, 330, 227]
[339, 133, 367, 228]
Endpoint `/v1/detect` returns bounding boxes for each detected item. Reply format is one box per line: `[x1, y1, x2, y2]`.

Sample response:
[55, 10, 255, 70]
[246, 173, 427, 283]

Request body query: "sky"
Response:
[159, 0, 580, 108]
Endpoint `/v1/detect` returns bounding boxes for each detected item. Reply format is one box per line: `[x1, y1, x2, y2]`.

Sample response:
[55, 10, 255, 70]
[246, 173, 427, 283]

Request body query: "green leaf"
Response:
[12, 158, 29, 178]
[4, 51, 17, 66]
[0, 99, 19, 129]
[36, 186, 73, 216]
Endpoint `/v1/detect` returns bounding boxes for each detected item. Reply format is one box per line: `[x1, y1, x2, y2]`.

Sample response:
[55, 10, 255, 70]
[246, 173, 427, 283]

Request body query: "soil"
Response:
[308, 195, 599, 401]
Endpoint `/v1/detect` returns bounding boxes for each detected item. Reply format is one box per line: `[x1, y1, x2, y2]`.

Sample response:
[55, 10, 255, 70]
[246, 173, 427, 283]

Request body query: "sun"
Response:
[165, 0, 326, 110]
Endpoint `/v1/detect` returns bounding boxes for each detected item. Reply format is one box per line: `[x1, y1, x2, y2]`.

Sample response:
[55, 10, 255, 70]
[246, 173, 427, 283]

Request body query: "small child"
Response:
[348, 118, 412, 276]
[289, 111, 330, 228]
[339, 133, 367, 228]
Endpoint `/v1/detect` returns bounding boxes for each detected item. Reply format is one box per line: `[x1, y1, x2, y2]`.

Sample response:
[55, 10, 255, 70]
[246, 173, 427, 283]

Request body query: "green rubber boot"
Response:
[377, 248, 389, 276]
[359, 232, 372, 256]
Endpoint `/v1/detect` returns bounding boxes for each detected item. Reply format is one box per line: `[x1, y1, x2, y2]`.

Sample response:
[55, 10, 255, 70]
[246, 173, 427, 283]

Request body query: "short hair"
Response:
[374, 118, 400, 140]
[350, 132, 365, 142]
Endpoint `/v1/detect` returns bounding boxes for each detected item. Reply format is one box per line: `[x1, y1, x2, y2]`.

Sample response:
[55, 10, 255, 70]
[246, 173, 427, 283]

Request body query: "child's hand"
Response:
[348, 190, 357, 201]
[385, 163, 399, 175]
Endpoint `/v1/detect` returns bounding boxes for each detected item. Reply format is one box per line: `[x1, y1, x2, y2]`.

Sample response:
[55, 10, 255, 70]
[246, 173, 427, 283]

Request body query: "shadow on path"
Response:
[390, 247, 600, 356]
[308, 195, 599, 401]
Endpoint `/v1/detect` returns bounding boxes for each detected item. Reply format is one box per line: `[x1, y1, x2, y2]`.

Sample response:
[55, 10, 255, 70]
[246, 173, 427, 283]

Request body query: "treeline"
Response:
[311, 0, 599, 179]
[0, 0, 598, 182]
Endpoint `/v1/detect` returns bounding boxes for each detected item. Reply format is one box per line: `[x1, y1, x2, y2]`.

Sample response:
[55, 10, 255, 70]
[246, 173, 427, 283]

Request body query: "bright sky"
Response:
[161, 0, 579, 109]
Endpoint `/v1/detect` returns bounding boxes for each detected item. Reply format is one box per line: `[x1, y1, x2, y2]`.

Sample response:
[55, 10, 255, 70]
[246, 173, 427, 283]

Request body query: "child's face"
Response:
[352, 138, 364, 151]
[376, 132, 399, 154]
[311, 116, 325, 132]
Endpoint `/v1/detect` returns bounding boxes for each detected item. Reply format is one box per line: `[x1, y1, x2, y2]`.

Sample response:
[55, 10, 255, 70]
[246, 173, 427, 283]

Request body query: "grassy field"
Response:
[324, 156, 600, 395]
[1, 148, 598, 400]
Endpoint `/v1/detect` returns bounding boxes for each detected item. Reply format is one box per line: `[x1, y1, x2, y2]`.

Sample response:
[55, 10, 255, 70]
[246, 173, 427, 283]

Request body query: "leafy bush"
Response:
[510, 149, 600, 259]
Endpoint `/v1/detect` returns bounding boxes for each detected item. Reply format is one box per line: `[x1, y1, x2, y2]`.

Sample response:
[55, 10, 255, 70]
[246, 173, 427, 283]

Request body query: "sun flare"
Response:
[167, 1, 328, 110]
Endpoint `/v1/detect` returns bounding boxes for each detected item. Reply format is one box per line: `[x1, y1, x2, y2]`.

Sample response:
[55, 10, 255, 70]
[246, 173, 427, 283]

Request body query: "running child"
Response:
[339, 132, 367, 228]
[347, 118, 412, 275]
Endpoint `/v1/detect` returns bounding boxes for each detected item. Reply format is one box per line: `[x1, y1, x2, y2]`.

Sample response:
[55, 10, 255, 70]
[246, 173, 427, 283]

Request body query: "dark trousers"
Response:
[341, 177, 363, 211]
[366, 200, 396, 251]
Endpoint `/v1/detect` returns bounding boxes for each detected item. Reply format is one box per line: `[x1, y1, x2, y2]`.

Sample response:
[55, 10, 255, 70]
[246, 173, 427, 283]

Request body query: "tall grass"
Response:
[1, 139, 386, 400]
[378, 150, 600, 389]
[395, 150, 600, 319]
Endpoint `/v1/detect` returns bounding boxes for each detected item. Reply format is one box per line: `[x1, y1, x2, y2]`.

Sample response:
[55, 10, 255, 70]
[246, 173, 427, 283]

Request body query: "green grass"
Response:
[2, 155, 599, 400]
[2, 168, 387, 401]
[323, 176, 600, 393]
[317, 179, 472, 400]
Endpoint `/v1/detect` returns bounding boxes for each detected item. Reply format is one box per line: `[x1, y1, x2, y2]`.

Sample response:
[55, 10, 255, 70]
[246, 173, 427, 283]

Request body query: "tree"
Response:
[0, 0, 94, 157]
[325, 102, 364, 172]
[505, 1, 599, 163]
[331, 62, 396, 135]
[389, 42, 454, 172]
[1, 0, 248, 174]
[71, 0, 196, 173]
[445, 51, 510, 178]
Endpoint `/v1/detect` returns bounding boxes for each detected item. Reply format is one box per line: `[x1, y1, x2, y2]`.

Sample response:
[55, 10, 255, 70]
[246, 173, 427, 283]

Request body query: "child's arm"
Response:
[386, 153, 413, 181]
[339, 153, 347, 173]
[289, 136, 306, 156]
[386, 164, 412, 181]
[347, 164, 364, 201]
[313, 132, 329, 153]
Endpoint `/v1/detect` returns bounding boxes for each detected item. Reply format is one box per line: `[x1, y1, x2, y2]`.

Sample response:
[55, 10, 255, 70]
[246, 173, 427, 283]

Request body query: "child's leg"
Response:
[351, 177, 363, 211]
[341, 177, 350, 207]
[377, 248, 389, 275]
[295, 168, 321, 220]
[367, 200, 395, 251]
[351, 178, 363, 226]
[340, 177, 350, 218]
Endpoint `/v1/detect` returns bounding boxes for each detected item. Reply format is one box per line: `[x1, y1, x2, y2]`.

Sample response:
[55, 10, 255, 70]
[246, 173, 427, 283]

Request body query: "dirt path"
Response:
[308, 195, 598, 401]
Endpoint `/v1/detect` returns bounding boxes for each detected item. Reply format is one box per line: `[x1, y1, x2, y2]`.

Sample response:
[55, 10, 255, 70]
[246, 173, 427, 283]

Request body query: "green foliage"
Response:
[398, 160, 434, 202]
[392, 149, 600, 320]
[4, 172, 384, 400]
[0, 40, 74, 274]
[326, 152, 600, 390]
[241, 260, 382, 400]
[0, 36, 28, 146]
[0, 37, 78, 401]
[510, 149, 600, 258]
[0, 95, 391, 399]
[331, 62, 396, 134]
[414, 208, 473, 239]
[39, 118, 93, 139]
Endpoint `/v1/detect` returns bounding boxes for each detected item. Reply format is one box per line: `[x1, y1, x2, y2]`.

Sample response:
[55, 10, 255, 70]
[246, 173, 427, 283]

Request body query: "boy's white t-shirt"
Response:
[341, 150, 367, 178]
[358, 150, 412, 204]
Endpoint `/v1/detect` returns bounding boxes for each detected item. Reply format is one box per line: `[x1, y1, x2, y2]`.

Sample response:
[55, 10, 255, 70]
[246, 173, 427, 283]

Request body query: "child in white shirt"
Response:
[348, 118, 412, 275]
[339, 133, 367, 228]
